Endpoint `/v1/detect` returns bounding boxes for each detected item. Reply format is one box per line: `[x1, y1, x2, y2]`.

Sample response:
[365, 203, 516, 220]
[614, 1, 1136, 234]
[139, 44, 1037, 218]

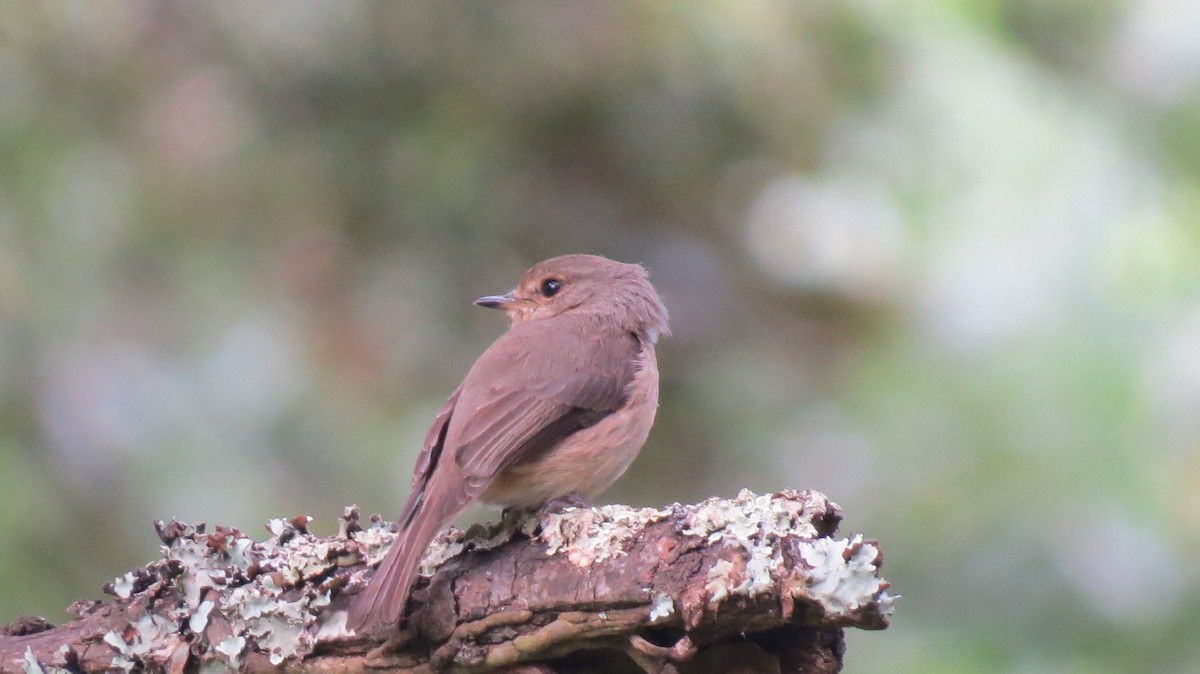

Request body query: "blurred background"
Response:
[2, 1, 1198, 671]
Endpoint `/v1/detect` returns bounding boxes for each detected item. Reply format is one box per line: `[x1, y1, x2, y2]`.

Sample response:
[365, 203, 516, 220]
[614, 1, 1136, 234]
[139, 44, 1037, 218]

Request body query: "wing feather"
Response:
[446, 318, 640, 481]
[395, 385, 461, 529]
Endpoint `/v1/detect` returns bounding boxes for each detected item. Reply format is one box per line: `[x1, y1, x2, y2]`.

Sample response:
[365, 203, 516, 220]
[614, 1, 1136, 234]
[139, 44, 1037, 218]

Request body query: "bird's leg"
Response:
[497, 506, 538, 532]
[539, 491, 593, 515]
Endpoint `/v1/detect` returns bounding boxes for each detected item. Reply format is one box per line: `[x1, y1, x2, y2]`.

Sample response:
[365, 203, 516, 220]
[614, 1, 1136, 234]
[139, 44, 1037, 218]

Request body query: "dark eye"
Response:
[539, 278, 563, 298]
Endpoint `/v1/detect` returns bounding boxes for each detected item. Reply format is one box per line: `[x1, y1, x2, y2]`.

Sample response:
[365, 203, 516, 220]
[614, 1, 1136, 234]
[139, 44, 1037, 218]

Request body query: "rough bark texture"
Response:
[1, 490, 894, 673]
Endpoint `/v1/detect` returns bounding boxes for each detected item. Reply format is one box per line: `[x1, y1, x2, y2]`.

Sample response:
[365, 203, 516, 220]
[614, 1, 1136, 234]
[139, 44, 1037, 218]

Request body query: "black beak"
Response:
[474, 291, 516, 309]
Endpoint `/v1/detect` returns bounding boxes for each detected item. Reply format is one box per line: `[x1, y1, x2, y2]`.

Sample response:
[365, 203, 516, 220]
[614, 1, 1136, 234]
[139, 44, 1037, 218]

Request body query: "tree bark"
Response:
[1, 490, 893, 673]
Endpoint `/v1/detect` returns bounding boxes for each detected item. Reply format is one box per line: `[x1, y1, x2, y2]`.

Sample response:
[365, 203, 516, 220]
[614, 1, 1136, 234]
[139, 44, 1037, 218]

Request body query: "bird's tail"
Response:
[347, 497, 452, 631]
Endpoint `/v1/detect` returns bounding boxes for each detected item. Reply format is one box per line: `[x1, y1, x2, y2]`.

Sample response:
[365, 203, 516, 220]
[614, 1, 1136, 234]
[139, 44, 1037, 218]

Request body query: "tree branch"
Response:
[1, 490, 894, 673]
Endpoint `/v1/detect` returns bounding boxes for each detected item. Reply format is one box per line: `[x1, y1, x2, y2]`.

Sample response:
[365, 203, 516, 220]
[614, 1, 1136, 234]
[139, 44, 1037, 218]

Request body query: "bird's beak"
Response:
[474, 291, 517, 309]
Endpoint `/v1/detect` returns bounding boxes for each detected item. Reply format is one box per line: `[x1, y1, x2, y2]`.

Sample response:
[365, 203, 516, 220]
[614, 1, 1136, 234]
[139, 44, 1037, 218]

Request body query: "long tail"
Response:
[348, 496, 454, 631]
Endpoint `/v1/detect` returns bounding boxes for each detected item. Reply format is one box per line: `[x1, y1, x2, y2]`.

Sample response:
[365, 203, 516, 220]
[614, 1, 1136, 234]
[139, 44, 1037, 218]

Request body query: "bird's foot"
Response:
[539, 491, 593, 516]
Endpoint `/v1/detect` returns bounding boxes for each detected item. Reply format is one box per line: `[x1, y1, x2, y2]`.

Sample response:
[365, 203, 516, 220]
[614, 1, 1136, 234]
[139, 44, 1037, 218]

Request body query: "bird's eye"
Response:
[539, 278, 563, 298]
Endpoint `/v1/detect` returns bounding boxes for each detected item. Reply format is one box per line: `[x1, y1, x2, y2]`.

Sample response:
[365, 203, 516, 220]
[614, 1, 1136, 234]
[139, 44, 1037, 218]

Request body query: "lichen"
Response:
[21, 648, 48, 674]
[683, 489, 826, 544]
[28, 646, 75, 674]
[538, 504, 670, 566]
[351, 520, 399, 566]
[649, 592, 675, 622]
[705, 559, 737, 604]
[313, 609, 351, 640]
[797, 534, 896, 617]
[679, 489, 894, 623]
[253, 613, 307, 666]
[417, 528, 467, 577]
[99, 516, 355, 669]
[103, 613, 175, 672]
[351, 519, 475, 578]
[188, 600, 214, 634]
[213, 635, 245, 670]
[529, 490, 892, 622]
[109, 572, 136, 600]
[685, 489, 832, 603]
[19, 648, 74, 674]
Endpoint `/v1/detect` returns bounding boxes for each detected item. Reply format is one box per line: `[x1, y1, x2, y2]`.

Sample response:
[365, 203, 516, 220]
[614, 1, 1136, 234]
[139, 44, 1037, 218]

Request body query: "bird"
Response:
[348, 253, 670, 631]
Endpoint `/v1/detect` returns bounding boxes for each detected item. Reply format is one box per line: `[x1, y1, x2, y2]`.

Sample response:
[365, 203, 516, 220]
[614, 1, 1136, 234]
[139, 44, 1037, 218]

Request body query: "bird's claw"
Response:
[539, 491, 593, 516]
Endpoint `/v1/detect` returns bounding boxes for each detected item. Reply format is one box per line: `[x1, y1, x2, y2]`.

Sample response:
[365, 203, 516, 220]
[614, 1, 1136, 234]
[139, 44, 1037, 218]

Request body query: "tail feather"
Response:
[348, 500, 450, 631]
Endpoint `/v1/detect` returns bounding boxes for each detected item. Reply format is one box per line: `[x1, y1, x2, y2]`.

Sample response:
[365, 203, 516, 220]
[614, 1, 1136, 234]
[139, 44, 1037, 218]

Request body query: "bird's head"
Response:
[475, 254, 670, 343]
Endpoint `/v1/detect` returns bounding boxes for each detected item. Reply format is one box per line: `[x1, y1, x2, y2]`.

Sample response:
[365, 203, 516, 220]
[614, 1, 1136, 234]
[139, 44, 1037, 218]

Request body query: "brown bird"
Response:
[349, 254, 670, 630]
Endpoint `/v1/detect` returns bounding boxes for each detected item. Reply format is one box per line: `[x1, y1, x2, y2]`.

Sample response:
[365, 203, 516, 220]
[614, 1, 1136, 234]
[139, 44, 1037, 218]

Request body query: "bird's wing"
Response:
[393, 384, 462, 529]
[449, 320, 640, 481]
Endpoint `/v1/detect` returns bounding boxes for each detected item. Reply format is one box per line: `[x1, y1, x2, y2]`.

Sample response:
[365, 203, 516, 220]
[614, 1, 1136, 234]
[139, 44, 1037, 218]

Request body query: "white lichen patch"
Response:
[228, 537, 255, 569]
[417, 527, 467, 577]
[164, 529, 256, 610]
[797, 534, 895, 617]
[466, 509, 541, 552]
[109, 572, 136, 599]
[538, 504, 671, 566]
[649, 592, 676, 622]
[214, 635, 245, 670]
[104, 613, 176, 672]
[685, 489, 834, 603]
[189, 599, 214, 634]
[705, 559, 737, 604]
[350, 521, 399, 566]
[219, 567, 325, 666]
[113, 517, 354, 669]
[19, 645, 75, 674]
[683, 489, 827, 544]
[21, 647, 50, 674]
[314, 610, 352, 640]
[255, 613, 307, 666]
[351, 520, 471, 578]
[682, 488, 895, 623]
[20, 648, 74, 674]
[266, 518, 291, 538]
